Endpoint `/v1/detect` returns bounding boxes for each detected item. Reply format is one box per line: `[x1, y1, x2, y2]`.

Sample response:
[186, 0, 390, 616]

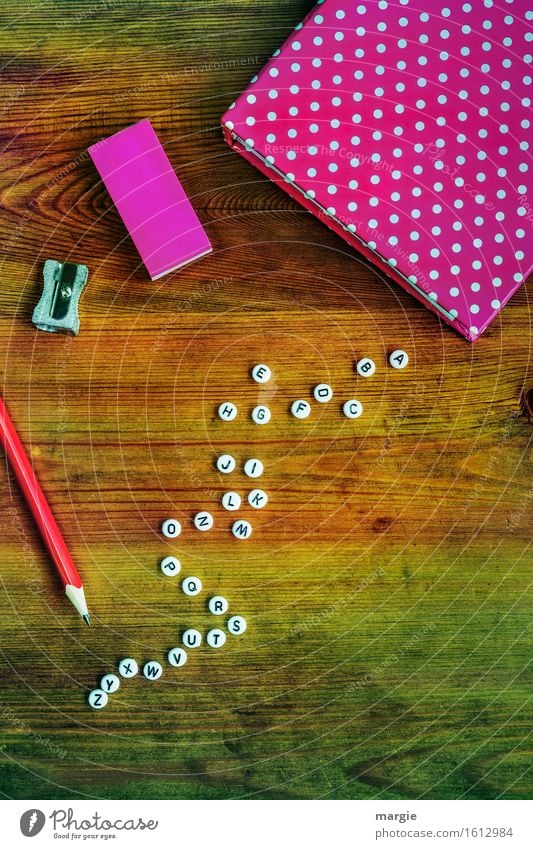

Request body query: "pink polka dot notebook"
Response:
[221, 0, 531, 341]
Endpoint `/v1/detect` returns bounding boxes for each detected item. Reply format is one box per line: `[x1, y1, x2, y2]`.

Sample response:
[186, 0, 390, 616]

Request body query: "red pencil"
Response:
[0, 394, 90, 625]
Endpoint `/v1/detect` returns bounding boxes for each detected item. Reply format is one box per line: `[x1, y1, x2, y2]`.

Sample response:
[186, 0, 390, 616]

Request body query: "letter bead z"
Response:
[88, 688, 108, 709]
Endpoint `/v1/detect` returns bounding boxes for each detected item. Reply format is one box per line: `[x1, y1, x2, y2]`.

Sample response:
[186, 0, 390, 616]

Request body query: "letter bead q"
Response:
[182, 576, 202, 596]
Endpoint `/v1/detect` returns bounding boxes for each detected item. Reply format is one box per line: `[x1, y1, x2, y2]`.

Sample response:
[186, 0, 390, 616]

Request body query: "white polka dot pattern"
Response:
[222, 0, 532, 341]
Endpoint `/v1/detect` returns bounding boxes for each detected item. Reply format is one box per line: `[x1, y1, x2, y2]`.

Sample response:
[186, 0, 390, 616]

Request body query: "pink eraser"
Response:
[88, 119, 212, 280]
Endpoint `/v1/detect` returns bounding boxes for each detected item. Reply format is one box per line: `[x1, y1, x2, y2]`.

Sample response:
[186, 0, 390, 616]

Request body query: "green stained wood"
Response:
[0, 0, 531, 801]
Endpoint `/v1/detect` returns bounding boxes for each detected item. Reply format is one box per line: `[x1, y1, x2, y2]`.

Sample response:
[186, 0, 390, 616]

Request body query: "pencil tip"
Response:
[83, 614, 91, 626]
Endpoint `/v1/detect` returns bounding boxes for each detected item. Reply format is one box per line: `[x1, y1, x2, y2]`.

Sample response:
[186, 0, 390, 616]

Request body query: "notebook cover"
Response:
[222, 0, 532, 341]
[89, 119, 212, 281]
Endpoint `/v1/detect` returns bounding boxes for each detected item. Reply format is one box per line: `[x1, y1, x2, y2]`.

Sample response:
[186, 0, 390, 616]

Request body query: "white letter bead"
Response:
[389, 349, 409, 369]
[208, 595, 229, 615]
[221, 491, 241, 511]
[244, 458, 264, 478]
[291, 399, 311, 419]
[160, 556, 181, 577]
[161, 518, 181, 538]
[251, 363, 272, 383]
[227, 615, 247, 635]
[232, 519, 253, 539]
[313, 383, 333, 402]
[182, 576, 202, 596]
[100, 673, 120, 694]
[118, 657, 139, 678]
[182, 628, 202, 648]
[207, 628, 227, 648]
[343, 399, 363, 419]
[251, 405, 271, 424]
[218, 401, 237, 421]
[356, 357, 376, 377]
[167, 647, 188, 668]
[216, 453, 236, 473]
[143, 661, 163, 680]
[248, 488, 268, 509]
[88, 688, 108, 710]
[193, 511, 214, 531]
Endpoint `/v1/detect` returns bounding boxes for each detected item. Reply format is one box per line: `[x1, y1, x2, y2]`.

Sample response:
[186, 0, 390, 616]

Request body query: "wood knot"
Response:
[372, 516, 395, 533]
[521, 386, 533, 423]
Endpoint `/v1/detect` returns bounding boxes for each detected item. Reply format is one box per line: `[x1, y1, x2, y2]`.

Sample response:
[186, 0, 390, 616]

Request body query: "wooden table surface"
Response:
[0, 1, 531, 801]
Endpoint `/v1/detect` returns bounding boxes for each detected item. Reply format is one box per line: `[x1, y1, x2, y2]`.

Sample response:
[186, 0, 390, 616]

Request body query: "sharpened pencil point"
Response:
[83, 614, 91, 626]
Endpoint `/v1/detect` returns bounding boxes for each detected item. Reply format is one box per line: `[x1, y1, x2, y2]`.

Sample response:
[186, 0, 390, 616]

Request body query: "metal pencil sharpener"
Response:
[32, 259, 89, 336]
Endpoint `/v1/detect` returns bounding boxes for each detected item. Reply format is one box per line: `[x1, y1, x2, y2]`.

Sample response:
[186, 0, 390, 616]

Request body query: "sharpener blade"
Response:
[32, 260, 89, 335]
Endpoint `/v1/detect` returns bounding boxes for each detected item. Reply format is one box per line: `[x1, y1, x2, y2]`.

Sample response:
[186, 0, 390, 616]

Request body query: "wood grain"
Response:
[0, 1, 531, 801]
